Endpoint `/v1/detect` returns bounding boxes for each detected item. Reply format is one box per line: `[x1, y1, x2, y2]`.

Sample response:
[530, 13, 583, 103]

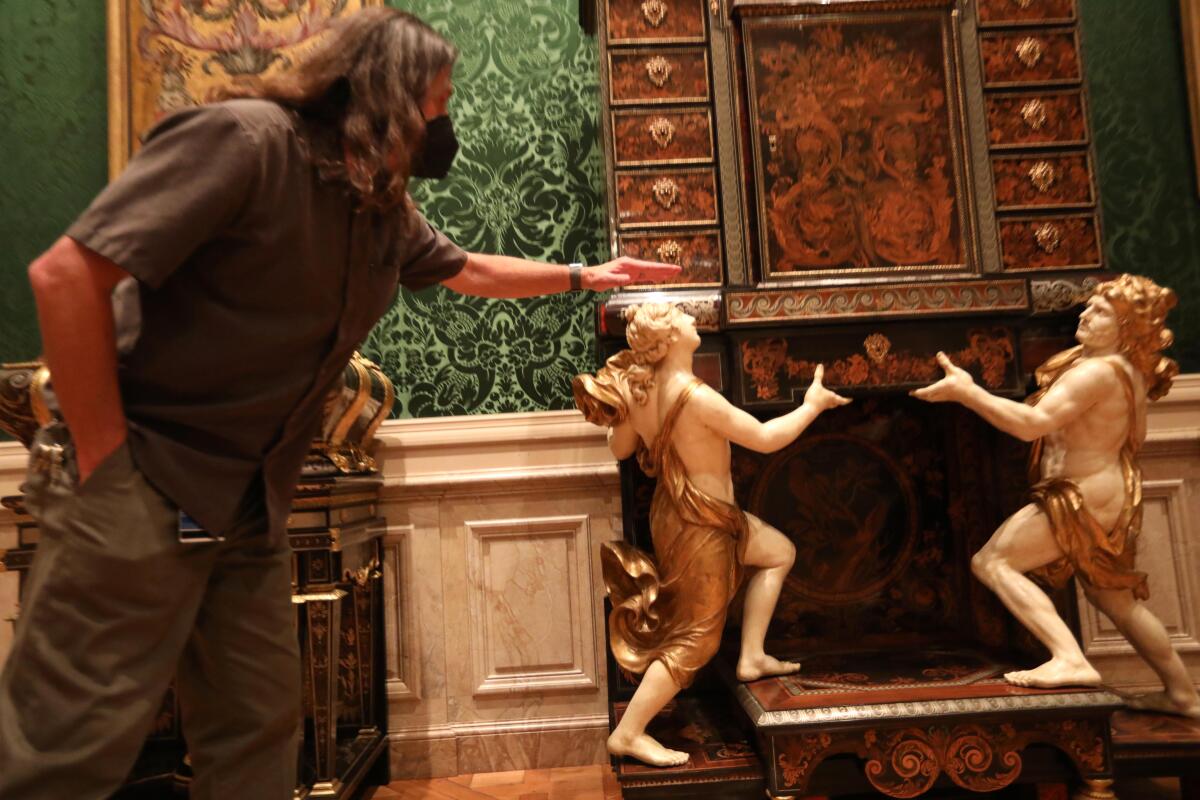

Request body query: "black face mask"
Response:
[412, 115, 459, 179]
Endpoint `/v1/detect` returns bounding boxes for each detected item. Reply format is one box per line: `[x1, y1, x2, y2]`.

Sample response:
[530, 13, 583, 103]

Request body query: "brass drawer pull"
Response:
[642, 0, 668, 27]
[645, 56, 672, 88]
[657, 240, 684, 263]
[1021, 98, 1048, 130]
[1016, 37, 1044, 68]
[1016, 0, 1036, 8]
[652, 178, 680, 209]
[1028, 161, 1058, 193]
[1035, 222, 1062, 254]
[648, 117, 676, 149]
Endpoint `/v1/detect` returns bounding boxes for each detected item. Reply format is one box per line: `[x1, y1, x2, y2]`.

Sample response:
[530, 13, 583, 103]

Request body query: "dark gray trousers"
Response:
[0, 432, 301, 799]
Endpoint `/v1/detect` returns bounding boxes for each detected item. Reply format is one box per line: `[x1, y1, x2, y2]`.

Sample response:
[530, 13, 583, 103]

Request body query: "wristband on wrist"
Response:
[568, 262, 584, 292]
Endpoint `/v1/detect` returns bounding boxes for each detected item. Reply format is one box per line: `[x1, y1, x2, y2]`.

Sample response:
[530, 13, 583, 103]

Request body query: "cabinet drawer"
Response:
[986, 90, 1088, 149]
[607, 0, 706, 44]
[998, 214, 1101, 271]
[977, 0, 1076, 27]
[609, 48, 710, 106]
[618, 229, 723, 285]
[612, 108, 714, 166]
[615, 168, 719, 228]
[981, 29, 1081, 87]
[992, 152, 1094, 210]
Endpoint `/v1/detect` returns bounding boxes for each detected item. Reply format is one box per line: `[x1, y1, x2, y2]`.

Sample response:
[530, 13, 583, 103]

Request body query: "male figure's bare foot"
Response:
[1125, 690, 1200, 719]
[1004, 658, 1101, 689]
[737, 653, 802, 682]
[607, 731, 689, 767]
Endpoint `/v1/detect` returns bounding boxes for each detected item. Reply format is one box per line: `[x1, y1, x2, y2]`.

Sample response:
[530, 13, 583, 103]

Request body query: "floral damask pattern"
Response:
[360, 0, 608, 416]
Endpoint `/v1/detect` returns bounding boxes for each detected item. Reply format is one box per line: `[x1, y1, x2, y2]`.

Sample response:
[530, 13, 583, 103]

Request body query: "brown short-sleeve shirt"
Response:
[65, 99, 467, 540]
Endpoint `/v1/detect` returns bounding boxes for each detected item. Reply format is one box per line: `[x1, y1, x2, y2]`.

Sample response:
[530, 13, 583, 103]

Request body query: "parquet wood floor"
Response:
[373, 765, 621, 800]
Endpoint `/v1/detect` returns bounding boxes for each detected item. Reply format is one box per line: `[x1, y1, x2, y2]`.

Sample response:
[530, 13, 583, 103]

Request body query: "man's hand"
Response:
[584, 257, 681, 291]
[911, 352, 976, 403]
[803, 365, 852, 412]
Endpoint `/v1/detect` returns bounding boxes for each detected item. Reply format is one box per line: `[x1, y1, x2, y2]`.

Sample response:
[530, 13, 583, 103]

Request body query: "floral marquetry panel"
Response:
[108, 0, 380, 174]
[998, 214, 1102, 271]
[976, 0, 1076, 27]
[617, 230, 723, 286]
[980, 29, 1082, 88]
[986, 91, 1088, 149]
[615, 169, 718, 228]
[735, 322, 1020, 406]
[744, 11, 976, 277]
[606, 0, 707, 44]
[608, 47, 710, 105]
[611, 108, 714, 166]
[992, 152, 1095, 210]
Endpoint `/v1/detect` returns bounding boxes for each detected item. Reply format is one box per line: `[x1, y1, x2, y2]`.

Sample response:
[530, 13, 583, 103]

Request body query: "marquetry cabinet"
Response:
[592, 0, 1120, 798]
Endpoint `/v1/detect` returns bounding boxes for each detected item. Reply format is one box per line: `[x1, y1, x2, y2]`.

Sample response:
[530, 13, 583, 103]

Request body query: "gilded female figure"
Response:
[574, 303, 850, 766]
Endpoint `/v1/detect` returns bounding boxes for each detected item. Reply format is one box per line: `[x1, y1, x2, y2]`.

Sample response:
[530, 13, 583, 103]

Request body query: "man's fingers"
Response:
[619, 258, 681, 276]
[813, 364, 825, 382]
[936, 351, 955, 373]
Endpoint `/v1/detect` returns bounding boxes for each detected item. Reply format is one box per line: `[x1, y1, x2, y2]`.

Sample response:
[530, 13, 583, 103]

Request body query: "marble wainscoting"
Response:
[369, 410, 622, 779]
[1074, 374, 1200, 691]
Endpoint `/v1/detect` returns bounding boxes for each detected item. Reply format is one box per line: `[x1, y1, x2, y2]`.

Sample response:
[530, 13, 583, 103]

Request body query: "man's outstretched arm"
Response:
[441, 253, 680, 298]
[28, 236, 130, 483]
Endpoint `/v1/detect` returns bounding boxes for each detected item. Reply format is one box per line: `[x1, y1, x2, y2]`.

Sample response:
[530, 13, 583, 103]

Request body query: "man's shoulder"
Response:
[213, 98, 297, 142]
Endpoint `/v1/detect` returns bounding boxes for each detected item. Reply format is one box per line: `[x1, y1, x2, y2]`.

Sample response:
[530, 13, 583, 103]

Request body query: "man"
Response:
[913, 274, 1199, 718]
[0, 8, 678, 799]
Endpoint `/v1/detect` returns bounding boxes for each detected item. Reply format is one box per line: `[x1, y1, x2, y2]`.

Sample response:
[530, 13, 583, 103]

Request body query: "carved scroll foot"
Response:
[1072, 778, 1117, 800]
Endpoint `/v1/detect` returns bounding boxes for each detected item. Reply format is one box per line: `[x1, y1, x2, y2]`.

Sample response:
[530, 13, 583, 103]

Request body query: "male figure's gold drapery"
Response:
[574, 374, 747, 689]
[1027, 347, 1149, 600]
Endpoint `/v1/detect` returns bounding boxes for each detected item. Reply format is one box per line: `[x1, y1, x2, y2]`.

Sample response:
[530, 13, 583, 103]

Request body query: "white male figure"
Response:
[913, 274, 1199, 718]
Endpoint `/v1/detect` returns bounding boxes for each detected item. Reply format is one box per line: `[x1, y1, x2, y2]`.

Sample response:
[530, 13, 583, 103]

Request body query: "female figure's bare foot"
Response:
[1004, 658, 1101, 689]
[607, 730, 689, 767]
[736, 653, 802, 682]
[1126, 690, 1200, 719]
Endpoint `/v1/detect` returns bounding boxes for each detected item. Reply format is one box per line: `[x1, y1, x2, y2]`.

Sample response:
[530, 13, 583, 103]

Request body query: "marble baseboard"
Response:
[389, 717, 609, 779]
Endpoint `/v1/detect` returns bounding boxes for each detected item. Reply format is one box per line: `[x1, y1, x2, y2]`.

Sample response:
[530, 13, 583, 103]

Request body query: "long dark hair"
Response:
[223, 8, 457, 211]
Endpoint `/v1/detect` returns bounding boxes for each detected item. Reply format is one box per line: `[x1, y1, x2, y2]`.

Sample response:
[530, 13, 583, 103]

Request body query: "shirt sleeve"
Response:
[395, 208, 468, 291]
[65, 104, 257, 290]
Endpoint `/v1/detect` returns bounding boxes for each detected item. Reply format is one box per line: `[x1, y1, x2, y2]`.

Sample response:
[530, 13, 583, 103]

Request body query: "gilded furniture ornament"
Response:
[1028, 160, 1058, 193]
[305, 351, 395, 477]
[649, 117, 676, 149]
[1021, 98, 1049, 130]
[1015, 37, 1044, 68]
[1031, 277, 1100, 313]
[710, 0, 720, 14]
[645, 56, 672, 88]
[1074, 778, 1118, 800]
[1035, 222, 1062, 254]
[1016, 0, 1036, 7]
[641, 0, 668, 27]
[0, 362, 52, 448]
[652, 177, 681, 209]
[657, 239, 684, 263]
[863, 333, 893, 366]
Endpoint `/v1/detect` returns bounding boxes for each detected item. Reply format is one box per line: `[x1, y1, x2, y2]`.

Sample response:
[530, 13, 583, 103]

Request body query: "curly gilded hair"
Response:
[606, 303, 687, 407]
[1095, 274, 1179, 401]
[222, 8, 457, 212]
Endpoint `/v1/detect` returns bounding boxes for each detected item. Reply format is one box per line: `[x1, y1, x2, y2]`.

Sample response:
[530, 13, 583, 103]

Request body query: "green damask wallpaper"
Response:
[1083, 0, 1200, 373]
[0, 1, 108, 364]
[1, 1, 1198, 415]
[361, 0, 609, 416]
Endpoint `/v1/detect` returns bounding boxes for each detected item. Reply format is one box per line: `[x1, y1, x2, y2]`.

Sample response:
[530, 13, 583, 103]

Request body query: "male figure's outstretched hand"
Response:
[911, 352, 976, 403]
[584, 257, 681, 291]
[804, 364, 853, 412]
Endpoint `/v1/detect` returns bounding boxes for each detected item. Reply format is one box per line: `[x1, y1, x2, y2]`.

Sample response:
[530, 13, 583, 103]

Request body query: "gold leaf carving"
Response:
[1015, 37, 1044, 69]
[1035, 223, 1062, 254]
[645, 56, 672, 88]
[648, 117, 676, 149]
[641, 0, 668, 27]
[1021, 99, 1048, 130]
